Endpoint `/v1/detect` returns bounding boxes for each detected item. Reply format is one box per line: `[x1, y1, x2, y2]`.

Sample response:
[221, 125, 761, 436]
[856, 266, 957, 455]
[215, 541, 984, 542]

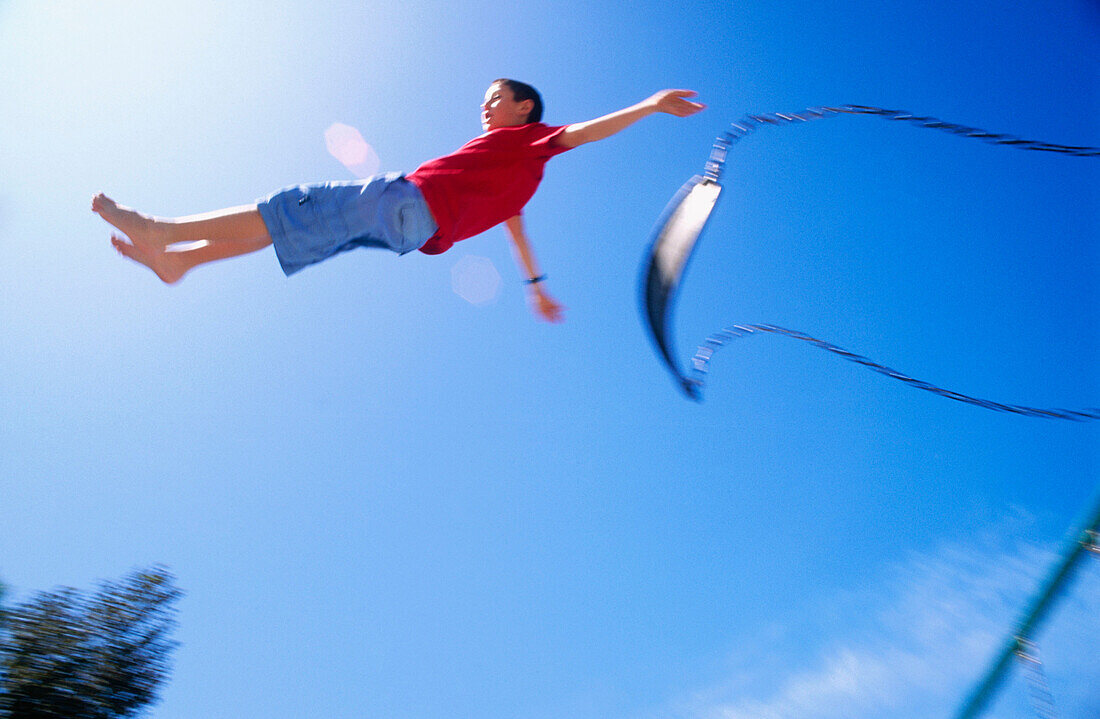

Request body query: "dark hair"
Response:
[493, 78, 543, 123]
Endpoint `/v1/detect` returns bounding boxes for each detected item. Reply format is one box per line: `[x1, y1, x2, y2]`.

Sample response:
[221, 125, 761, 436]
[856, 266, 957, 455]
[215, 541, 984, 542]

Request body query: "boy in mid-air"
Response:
[93, 79, 704, 322]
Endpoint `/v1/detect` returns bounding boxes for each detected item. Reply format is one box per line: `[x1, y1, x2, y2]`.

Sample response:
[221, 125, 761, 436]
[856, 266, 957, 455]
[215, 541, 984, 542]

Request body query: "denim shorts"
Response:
[257, 172, 438, 276]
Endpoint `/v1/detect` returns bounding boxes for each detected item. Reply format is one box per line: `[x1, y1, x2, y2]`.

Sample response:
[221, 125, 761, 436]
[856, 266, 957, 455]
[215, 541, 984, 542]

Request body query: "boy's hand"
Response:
[647, 89, 706, 117]
[530, 287, 565, 323]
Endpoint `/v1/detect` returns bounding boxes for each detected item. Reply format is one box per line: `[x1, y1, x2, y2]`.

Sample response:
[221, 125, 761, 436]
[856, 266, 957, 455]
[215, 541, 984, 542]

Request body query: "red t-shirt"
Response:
[406, 123, 571, 255]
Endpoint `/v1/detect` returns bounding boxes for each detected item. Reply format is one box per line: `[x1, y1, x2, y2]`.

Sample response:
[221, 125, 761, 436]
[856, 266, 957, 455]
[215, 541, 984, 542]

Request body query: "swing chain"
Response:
[1014, 638, 1059, 719]
[689, 323, 1100, 421]
[705, 104, 1100, 180]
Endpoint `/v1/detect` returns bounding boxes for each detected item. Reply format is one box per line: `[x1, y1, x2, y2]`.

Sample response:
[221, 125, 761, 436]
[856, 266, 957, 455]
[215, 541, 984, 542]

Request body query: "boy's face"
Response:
[481, 82, 532, 131]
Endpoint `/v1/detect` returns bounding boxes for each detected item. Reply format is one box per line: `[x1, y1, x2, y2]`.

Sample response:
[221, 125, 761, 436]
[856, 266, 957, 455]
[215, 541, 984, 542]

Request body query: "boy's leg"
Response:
[165, 205, 272, 245]
[92, 194, 271, 249]
[111, 235, 271, 284]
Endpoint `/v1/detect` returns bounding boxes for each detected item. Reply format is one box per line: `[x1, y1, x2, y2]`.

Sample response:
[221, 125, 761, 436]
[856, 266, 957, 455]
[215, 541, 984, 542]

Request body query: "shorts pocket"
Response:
[394, 201, 436, 254]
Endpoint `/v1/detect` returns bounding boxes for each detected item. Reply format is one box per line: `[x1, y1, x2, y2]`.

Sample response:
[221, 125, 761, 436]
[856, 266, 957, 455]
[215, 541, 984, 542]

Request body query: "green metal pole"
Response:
[954, 490, 1100, 719]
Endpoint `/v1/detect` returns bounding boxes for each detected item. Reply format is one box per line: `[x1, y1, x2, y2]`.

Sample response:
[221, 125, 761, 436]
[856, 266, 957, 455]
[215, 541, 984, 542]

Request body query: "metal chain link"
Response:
[1015, 639, 1059, 719]
[1087, 530, 1100, 556]
[689, 324, 1100, 421]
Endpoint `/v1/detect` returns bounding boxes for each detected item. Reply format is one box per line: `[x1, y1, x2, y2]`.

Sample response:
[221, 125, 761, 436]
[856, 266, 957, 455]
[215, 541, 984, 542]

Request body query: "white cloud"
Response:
[663, 521, 1100, 719]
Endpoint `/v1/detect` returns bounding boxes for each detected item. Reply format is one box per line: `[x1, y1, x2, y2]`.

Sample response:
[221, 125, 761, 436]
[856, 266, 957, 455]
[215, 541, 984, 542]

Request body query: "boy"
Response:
[93, 80, 704, 322]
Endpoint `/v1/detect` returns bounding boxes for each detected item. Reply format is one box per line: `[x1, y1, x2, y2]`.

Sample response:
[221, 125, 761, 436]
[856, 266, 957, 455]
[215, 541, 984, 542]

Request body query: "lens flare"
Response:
[324, 122, 381, 178]
[450, 255, 501, 306]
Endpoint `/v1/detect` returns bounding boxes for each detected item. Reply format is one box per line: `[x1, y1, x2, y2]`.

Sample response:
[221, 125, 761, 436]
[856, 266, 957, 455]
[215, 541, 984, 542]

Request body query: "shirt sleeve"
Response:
[524, 124, 572, 158]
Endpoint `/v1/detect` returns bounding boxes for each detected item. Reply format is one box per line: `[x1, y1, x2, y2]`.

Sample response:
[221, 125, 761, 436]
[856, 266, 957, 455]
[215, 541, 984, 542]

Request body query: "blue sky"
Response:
[0, 1, 1097, 717]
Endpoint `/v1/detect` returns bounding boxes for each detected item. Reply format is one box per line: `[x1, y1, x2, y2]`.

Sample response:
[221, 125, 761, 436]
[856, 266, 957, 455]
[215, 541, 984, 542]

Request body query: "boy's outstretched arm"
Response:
[556, 89, 705, 149]
[504, 214, 565, 323]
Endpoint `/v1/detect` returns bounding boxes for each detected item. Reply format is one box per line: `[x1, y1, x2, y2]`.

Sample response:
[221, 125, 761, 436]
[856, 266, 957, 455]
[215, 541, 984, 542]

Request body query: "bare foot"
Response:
[92, 194, 170, 250]
[111, 235, 186, 284]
